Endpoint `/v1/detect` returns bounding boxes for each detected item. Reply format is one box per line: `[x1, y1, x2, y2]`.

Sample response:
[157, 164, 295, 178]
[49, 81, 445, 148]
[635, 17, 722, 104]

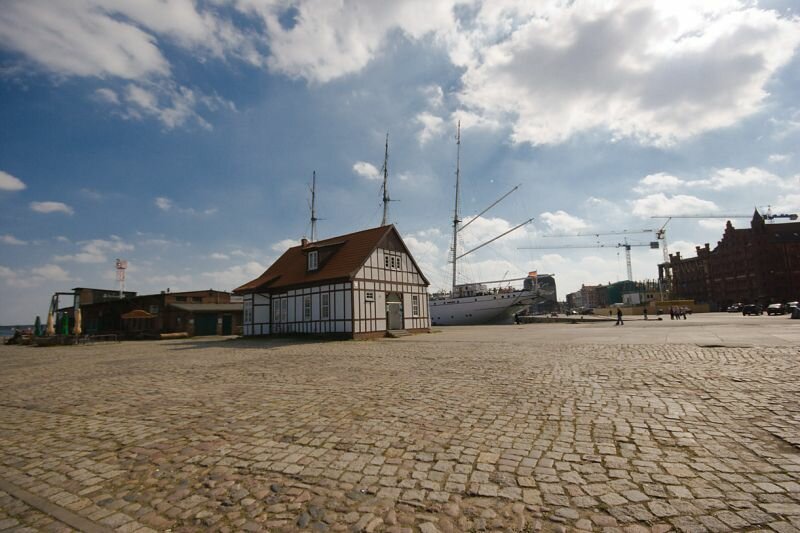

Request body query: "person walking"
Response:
[643, 308, 648, 320]
[616, 308, 624, 326]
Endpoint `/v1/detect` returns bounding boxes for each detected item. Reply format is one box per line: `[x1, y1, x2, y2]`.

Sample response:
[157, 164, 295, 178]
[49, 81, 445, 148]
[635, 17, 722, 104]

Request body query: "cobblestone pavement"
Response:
[1, 324, 799, 532]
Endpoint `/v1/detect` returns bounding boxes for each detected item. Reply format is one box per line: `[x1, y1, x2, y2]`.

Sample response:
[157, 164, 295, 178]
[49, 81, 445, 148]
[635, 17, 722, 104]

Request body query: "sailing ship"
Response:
[429, 123, 540, 326]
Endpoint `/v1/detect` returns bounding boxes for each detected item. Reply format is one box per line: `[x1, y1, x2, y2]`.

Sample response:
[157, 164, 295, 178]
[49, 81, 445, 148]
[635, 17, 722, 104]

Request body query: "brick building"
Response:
[81, 289, 242, 337]
[669, 211, 800, 308]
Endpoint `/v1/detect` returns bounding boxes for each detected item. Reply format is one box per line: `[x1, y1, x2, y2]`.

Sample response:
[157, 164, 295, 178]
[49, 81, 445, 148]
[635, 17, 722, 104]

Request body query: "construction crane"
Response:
[519, 239, 659, 281]
[542, 228, 656, 239]
[651, 212, 798, 264]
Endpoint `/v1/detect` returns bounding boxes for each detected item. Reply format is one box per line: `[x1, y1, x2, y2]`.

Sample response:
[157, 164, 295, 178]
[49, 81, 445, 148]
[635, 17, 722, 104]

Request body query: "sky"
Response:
[1, 0, 800, 324]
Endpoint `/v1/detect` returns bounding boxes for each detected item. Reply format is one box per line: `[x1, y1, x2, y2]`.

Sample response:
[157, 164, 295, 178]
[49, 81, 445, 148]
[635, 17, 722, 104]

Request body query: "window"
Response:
[192, 296, 202, 303]
[273, 301, 281, 322]
[411, 295, 419, 317]
[304, 295, 312, 320]
[149, 305, 159, 314]
[281, 299, 288, 322]
[365, 291, 375, 301]
[175, 296, 187, 302]
[308, 250, 318, 270]
[321, 293, 330, 319]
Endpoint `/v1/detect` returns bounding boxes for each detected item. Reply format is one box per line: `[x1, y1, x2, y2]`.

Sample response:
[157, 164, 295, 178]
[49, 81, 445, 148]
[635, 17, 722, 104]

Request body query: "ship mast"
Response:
[310, 170, 318, 242]
[451, 122, 461, 293]
[381, 133, 390, 226]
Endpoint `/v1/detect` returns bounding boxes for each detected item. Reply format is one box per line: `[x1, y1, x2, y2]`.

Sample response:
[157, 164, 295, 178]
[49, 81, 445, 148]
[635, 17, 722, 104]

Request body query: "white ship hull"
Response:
[429, 290, 535, 326]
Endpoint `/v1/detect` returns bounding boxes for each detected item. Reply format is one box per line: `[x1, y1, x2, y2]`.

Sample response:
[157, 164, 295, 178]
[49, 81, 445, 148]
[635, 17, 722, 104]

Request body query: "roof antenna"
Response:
[380, 133, 391, 226]
[310, 170, 318, 241]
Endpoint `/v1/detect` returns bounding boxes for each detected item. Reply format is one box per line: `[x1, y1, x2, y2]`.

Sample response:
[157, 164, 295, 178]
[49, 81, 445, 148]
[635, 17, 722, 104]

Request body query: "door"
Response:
[221, 314, 232, 335]
[194, 314, 218, 336]
[386, 293, 403, 330]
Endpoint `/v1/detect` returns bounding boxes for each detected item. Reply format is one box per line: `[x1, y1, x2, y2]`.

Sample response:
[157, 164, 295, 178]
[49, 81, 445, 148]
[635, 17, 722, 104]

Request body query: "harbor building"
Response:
[80, 289, 242, 337]
[234, 225, 430, 338]
[669, 211, 800, 308]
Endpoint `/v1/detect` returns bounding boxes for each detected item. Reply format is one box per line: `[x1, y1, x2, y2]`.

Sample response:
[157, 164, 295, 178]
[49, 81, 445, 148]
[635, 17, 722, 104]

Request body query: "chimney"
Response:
[301, 238, 309, 247]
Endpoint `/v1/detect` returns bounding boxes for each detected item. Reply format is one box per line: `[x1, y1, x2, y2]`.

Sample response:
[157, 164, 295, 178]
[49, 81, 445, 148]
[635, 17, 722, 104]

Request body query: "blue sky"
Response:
[2, 0, 800, 323]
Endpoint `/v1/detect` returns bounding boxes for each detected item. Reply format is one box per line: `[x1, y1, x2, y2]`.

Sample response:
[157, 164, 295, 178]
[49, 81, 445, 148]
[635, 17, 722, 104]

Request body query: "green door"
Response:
[221, 314, 232, 335]
[194, 314, 217, 336]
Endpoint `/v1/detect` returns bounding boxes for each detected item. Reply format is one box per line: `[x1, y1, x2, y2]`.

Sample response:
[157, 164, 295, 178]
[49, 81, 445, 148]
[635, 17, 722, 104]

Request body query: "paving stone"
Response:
[1, 328, 800, 532]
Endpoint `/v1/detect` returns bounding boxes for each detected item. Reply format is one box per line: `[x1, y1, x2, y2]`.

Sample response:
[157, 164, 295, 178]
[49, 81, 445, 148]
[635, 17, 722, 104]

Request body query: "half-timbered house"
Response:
[234, 225, 430, 338]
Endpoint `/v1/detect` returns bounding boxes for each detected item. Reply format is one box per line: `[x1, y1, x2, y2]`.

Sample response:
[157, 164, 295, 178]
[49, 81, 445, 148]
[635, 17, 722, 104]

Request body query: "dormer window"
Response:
[308, 250, 319, 270]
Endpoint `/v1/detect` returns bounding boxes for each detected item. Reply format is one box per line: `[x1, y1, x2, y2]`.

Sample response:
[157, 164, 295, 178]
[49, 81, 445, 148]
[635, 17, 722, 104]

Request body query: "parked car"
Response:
[786, 301, 799, 312]
[767, 303, 785, 315]
[742, 304, 763, 316]
[580, 308, 595, 315]
[727, 303, 743, 312]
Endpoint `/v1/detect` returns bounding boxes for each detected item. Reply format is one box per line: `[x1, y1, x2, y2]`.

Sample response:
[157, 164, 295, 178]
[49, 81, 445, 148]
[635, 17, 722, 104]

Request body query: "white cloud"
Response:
[353, 161, 381, 180]
[422, 85, 444, 108]
[0, 263, 73, 288]
[768, 153, 790, 164]
[201, 261, 266, 290]
[30, 201, 73, 215]
[155, 196, 216, 215]
[456, 2, 800, 146]
[692, 167, 781, 190]
[55, 236, 134, 264]
[539, 210, 588, 234]
[633, 166, 789, 196]
[155, 197, 173, 211]
[31, 264, 71, 281]
[631, 193, 718, 217]
[458, 215, 533, 249]
[773, 194, 800, 213]
[1, 234, 27, 245]
[271, 238, 298, 252]
[696, 219, 728, 231]
[118, 82, 232, 130]
[404, 235, 441, 261]
[0, 170, 26, 191]
[93, 88, 119, 105]
[416, 112, 445, 145]
[0, 1, 242, 129]
[254, 0, 457, 83]
[633, 173, 686, 194]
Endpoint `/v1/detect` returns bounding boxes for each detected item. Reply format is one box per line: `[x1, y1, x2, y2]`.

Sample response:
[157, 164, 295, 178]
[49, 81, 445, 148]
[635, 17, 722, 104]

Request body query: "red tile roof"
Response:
[234, 225, 428, 294]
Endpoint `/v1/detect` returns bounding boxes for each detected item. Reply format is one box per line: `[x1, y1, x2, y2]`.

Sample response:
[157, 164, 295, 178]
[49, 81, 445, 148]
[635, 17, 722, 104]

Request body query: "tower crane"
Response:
[542, 228, 656, 239]
[519, 239, 659, 281]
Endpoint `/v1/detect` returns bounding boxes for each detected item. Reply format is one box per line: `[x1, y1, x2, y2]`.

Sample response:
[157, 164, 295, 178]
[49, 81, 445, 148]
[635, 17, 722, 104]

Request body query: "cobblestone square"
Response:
[1, 315, 799, 532]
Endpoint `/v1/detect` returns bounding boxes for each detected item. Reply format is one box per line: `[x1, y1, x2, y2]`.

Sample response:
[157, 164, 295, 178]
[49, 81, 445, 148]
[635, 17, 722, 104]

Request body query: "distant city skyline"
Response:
[1, 0, 800, 323]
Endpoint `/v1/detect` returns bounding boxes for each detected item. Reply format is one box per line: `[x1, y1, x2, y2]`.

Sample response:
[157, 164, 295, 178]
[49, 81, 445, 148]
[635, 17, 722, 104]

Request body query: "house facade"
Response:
[235, 225, 430, 338]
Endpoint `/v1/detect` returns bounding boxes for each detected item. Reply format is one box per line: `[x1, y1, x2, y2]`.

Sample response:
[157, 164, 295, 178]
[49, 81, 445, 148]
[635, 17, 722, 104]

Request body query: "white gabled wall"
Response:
[353, 247, 430, 332]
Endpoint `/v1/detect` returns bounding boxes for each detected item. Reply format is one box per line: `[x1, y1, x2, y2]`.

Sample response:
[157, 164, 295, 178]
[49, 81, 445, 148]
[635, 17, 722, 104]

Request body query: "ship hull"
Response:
[429, 291, 534, 326]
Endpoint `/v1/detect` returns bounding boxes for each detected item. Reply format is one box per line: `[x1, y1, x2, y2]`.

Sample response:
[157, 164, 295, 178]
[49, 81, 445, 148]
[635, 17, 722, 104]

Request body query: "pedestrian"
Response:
[616, 308, 623, 326]
[514, 312, 520, 324]
[682, 307, 687, 320]
[643, 308, 648, 320]
[669, 307, 674, 320]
